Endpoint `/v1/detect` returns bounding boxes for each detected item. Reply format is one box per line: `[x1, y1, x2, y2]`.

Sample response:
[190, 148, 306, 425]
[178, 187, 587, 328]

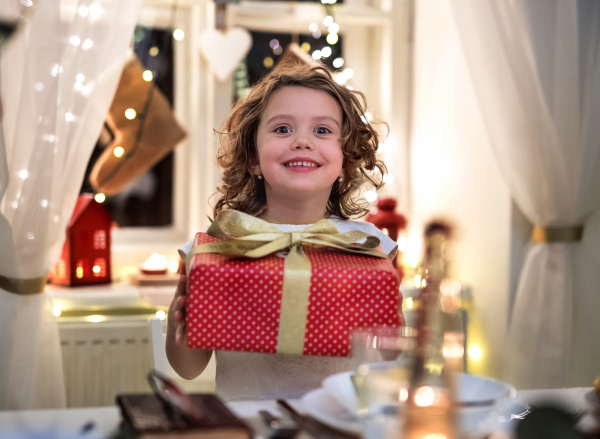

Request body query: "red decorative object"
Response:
[366, 197, 407, 242]
[366, 197, 407, 278]
[49, 194, 112, 286]
[186, 232, 403, 357]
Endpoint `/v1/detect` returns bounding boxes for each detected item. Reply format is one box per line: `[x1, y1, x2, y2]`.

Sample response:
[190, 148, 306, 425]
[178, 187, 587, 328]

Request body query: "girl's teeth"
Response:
[286, 162, 318, 167]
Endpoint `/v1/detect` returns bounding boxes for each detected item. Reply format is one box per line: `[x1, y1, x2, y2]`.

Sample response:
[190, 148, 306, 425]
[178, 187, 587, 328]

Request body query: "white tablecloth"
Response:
[0, 389, 596, 438]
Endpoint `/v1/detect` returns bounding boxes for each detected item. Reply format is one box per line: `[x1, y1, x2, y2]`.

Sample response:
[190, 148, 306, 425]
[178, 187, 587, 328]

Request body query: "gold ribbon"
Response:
[186, 209, 387, 355]
[531, 225, 584, 243]
[0, 275, 47, 295]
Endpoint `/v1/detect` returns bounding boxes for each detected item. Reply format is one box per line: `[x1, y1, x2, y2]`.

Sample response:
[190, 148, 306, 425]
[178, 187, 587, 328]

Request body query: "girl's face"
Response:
[254, 86, 344, 201]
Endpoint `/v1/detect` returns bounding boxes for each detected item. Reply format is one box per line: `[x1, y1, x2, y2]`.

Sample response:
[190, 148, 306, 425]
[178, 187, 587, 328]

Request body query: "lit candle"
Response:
[140, 253, 168, 274]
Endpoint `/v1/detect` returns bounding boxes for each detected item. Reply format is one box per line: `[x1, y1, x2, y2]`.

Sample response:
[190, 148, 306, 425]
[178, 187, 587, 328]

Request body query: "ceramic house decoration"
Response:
[49, 194, 112, 286]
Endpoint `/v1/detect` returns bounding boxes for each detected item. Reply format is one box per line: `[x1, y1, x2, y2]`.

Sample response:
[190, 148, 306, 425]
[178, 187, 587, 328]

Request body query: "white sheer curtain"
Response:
[450, 0, 600, 389]
[0, 0, 141, 409]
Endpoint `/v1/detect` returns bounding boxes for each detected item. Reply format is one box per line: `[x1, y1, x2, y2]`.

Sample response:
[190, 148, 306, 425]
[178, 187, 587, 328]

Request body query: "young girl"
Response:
[166, 60, 399, 401]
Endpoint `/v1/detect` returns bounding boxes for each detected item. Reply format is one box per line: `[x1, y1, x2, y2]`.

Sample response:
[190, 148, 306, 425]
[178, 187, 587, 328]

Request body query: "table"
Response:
[0, 389, 597, 438]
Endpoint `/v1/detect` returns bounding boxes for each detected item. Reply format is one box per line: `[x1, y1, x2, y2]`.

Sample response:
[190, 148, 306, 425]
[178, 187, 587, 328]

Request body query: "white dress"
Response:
[178, 217, 397, 401]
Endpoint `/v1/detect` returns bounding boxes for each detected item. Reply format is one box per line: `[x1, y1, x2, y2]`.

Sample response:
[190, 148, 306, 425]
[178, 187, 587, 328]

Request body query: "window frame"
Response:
[109, 0, 413, 257]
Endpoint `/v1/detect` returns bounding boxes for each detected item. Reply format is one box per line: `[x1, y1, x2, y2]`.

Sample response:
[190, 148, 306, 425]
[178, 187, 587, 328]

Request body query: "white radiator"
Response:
[59, 318, 154, 408]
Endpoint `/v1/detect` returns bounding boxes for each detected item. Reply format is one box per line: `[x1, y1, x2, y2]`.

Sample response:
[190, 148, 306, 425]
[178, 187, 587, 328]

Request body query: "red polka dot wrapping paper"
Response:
[186, 232, 404, 357]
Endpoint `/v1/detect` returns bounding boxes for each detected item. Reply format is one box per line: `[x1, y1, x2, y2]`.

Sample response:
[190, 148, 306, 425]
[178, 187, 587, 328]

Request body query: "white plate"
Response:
[323, 370, 515, 416]
[301, 387, 362, 433]
[301, 386, 528, 436]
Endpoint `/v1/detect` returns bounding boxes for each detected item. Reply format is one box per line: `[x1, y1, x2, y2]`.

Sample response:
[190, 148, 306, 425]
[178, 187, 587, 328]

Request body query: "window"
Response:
[93, 230, 106, 250]
[93, 258, 107, 278]
[80, 26, 175, 228]
[101, 1, 409, 260]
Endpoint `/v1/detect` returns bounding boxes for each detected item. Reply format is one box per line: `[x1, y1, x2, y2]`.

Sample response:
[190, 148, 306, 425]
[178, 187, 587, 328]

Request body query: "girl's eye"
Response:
[274, 126, 291, 134]
[315, 127, 331, 134]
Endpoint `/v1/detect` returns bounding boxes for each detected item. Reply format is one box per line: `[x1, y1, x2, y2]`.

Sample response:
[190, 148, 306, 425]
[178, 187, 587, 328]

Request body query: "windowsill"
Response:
[111, 227, 189, 250]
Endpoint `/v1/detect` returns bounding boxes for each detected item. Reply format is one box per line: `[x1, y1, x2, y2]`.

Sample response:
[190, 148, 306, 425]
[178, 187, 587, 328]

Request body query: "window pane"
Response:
[79, 26, 174, 227]
[234, 30, 344, 102]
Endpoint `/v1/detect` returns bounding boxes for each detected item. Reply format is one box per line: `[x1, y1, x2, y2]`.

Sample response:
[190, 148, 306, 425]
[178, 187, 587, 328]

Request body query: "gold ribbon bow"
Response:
[186, 209, 387, 356]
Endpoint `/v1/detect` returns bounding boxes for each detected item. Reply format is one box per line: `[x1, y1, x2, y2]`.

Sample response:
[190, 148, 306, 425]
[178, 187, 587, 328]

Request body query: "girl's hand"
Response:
[166, 262, 212, 379]
[168, 265, 188, 346]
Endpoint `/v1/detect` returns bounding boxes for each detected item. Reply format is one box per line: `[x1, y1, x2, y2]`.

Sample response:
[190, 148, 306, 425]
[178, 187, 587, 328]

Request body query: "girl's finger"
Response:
[175, 324, 187, 346]
[174, 310, 184, 322]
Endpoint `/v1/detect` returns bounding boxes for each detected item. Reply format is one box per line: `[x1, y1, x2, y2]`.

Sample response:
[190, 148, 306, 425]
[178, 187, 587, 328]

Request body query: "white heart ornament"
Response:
[200, 28, 252, 82]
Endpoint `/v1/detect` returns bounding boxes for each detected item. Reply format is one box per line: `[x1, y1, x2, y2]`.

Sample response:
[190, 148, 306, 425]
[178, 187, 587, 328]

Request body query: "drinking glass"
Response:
[350, 326, 417, 438]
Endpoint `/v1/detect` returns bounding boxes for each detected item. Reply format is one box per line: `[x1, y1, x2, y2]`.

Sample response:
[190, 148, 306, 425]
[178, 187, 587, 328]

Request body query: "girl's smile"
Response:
[282, 157, 322, 172]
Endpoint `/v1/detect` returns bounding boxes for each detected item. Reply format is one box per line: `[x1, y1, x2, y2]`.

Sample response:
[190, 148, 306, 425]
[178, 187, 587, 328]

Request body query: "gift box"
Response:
[186, 211, 403, 357]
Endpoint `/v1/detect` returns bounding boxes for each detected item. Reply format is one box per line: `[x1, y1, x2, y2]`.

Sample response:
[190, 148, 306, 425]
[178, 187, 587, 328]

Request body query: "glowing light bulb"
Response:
[53, 307, 62, 317]
[312, 50, 322, 60]
[81, 39, 93, 50]
[326, 33, 338, 45]
[76, 267, 84, 278]
[92, 265, 101, 274]
[333, 57, 344, 68]
[125, 108, 136, 120]
[149, 46, 159, 56]
[263, 57, 274, 68]
[328, 23, 339, 34]
[365, 190, 378, 202]
[173, 29, 184, 41]
[414, 386, 436, 407]
[156, 310, 167, 320]
[88, 315, 103, 323]
[335, 72, 347, 85]
[321, 46, 332, 58]
[113, 146, 124, 158]
[89, 3, 102, 19]
[69, 36, 81, 46]
[301, 42, 311, 52]
[323, 15, 333, 27]
[95, 193, 106, 203]
[343, 68, 354, 79]
[142, 70, 153, 81]
[468, 346, 482, 360]
[405, 297, 413, 309]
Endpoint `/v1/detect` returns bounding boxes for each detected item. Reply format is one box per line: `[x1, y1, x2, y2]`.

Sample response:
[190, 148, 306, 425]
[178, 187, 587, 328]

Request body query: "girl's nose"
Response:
[291, 136, 314, 150]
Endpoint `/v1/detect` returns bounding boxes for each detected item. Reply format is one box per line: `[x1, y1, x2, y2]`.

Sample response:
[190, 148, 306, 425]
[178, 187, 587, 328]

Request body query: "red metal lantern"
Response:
[49, 194, 112, 286]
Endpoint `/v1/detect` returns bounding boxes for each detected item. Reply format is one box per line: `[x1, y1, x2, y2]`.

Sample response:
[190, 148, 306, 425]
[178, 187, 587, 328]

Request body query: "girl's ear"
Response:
[248, 157, 262, 177]
[250, 164, 262, 176]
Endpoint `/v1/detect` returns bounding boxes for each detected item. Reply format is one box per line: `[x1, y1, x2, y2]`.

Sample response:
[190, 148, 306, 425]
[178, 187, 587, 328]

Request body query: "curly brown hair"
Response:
[213, 60, 388, 219]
